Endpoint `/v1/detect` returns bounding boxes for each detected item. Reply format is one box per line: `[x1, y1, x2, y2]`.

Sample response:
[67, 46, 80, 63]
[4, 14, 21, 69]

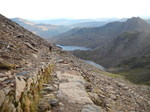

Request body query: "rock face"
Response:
[0, 14, 150, 112]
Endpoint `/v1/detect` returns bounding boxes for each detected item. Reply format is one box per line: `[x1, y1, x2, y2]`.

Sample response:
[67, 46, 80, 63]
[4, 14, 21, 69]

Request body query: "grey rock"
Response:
[15, 76, 26, 101]
[49, 99, 59, 107]
[43, 86, 54, 93]
[57, 59, 64, 63]
[0, 77, 8, 81]
[3, 87, 11, 95]
[38, 101, 51, 112]
[0, 90, 5, 107]
[81, 105, 105, 112]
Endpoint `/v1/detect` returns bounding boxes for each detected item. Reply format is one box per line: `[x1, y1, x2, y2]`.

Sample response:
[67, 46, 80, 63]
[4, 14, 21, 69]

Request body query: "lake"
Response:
[57, 45, 91, 51]
[84, 60, 105, 71]
[57, 45, 105, 71]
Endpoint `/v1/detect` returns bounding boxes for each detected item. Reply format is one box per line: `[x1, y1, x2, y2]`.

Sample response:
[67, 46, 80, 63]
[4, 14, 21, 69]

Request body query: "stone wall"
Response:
[0, 62, 54, 112]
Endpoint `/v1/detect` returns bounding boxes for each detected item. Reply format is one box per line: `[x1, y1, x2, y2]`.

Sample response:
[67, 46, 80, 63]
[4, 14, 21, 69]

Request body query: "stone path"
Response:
[57, 71, 93, 104]
[37, 53, 150, 112]
[38, 58, 104, 112]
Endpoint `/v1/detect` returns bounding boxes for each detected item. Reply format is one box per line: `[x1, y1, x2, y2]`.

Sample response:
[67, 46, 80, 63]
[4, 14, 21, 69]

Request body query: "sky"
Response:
[0, 0, 150, 20]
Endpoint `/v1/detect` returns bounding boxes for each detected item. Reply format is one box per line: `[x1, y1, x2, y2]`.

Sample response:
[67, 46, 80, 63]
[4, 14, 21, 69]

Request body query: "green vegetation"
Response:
[0, 64, 55, 112]
[20, 64, 54, 112]
[0, 90, 15, 112]
[114, 54, 150, 85]
[117, 55, 150, 69]
[93, 70, 124, 79]
[116, 68, 150, 85]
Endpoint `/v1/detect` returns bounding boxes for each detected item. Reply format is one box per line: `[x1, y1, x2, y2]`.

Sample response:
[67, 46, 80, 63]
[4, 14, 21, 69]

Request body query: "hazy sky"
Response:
[0, 0, 150, 20]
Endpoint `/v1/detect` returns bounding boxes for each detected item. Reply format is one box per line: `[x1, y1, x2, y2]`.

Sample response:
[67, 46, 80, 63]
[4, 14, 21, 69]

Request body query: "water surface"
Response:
[57, 45, 91, 51]
[58, 45, 105, 71]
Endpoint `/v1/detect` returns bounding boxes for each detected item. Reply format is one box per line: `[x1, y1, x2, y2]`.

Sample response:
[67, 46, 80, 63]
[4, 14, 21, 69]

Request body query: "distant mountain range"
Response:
[69, 21, 114, 28]
[53, 17, 150, 85]
[11, 18, 71, 38]
[31, 18, 119, 25]
[54, 17, 150, 47]
[11, 18, 124, 39]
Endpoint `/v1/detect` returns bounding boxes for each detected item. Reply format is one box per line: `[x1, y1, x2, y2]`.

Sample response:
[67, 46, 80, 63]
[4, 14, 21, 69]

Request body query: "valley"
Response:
[53, 17, 150, 85]
[0, 13, 150, 112]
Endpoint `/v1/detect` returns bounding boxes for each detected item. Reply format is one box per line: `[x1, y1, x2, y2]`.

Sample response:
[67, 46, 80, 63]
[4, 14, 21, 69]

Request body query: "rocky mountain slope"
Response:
[0, 14, 150, 112]
[11, 18, 71, 38]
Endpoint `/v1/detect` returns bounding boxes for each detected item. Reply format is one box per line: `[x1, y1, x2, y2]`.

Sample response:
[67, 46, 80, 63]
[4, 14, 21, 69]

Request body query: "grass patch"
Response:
[20, 64, 55, 112]
[93, 70, 124, 79]
[116, 68, 150, 85]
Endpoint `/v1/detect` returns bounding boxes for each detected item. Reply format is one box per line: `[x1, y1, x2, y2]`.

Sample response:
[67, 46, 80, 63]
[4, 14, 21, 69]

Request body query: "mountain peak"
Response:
[123, 17, 150, 32]
[126, 17, 148, 24]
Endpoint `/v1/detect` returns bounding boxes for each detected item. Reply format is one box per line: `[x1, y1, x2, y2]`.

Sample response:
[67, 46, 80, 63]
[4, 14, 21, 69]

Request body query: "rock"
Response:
[15, 76, 26, 101]
[43, 86, 54, 93]
[43, 94, 55, 99]
[0, 73, 6, 77]
[109, 94, 117, 100]
[3, 87, 11, 95]
[85, 82, 92, 92]
[24, 42, 38, 52]
[32, 53, 38, 59]
[57, 72, 93, 104]
[58, 81, 93, 104]
[0, 90, 5, 107]
[57, 59, 64, 63]
[0, 77, 8, 81]
[81, 105, 105, 112]
[117, 82, 125, 87]
[38, 101, 51, 112]
[49, 99, 59, 107]
[26, 77, 33, 91]
[16, 71, 30, 76]
[88, 92, 99, 100]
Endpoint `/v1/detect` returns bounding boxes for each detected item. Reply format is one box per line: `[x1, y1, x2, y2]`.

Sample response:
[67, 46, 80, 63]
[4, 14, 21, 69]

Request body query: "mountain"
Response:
[31, 18, 120, 25]
[69, 21, 112, 28]
[11, 18, 71, 38]
[32, 19, 94, 25]
[69, 18, 128, 28]
[0, 14, 150, 112]
[146, 19, 150, 24]
[54, 17, 150, 47]
[53, 17, 150, 85]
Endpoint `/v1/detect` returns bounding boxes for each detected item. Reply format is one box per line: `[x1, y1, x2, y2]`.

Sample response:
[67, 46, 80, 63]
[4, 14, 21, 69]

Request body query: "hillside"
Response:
[11, 18, 71, 38]
[0, 14, 150, 112]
